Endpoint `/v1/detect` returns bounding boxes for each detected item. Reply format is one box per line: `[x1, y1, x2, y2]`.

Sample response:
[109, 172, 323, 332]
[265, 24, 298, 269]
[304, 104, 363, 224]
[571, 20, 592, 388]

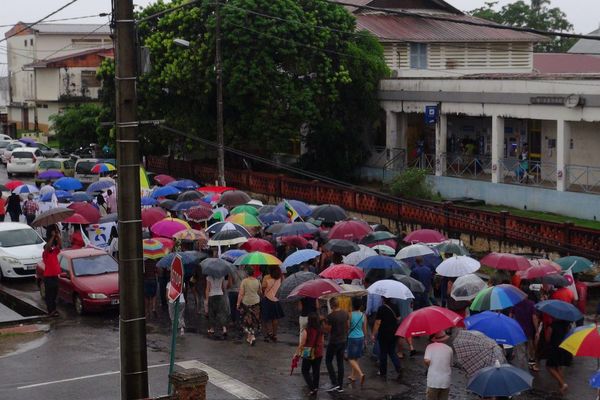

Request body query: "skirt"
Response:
[208, 295, 229, 328]
[261, 298, 284, 321]
[347, 337, 364, 360]
[241, 303, 261, 335]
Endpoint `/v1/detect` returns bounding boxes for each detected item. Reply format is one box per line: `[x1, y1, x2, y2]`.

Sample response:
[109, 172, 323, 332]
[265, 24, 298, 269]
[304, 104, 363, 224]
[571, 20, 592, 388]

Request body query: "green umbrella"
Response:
[554, 256, 594, 274]
[230, 205, 259, 216]
[435, 241, 469, 256]
[235, 251, 282, 266]
[360, 231, 397, 245]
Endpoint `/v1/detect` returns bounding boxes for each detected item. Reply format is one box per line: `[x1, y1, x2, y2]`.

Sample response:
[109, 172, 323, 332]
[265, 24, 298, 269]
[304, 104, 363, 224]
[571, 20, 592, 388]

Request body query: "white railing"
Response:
[566, 165, 600, 194]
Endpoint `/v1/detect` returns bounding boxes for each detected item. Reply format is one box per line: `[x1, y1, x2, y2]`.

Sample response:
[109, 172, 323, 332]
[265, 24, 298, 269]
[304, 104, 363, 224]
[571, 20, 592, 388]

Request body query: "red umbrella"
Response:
[155, 237, 175, 251]
[290, 355, 300, 375]
[396, 306, 463, 338]
[480, 252, 530, 271]
[67, 202, 101, 224]
[63, 213, 90, 225]
[287, 279, 343, 299]
[281, 235, 309, 249]
[240, 238, 276, 255]
[518, 259, 562, 279]
[198, 186, 236, 194]
[154, 174, 176, 186]
[328, 220, 372, 242]
[5, 180, 24, 191]
[142, 207, 167, 228]
[185, 204, 213, 222]
[320, 264, 364, 280]
[404, 229, 446, 244]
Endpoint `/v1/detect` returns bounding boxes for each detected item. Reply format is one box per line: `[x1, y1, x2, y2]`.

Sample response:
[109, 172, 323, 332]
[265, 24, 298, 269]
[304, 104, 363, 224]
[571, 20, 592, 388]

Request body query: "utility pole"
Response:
[114, 0, 148, 399]
[215, 0, 226, 186]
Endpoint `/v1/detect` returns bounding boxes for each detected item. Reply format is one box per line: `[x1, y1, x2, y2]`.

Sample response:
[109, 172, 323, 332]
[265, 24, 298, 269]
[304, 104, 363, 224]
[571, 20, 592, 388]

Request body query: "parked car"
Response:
[0, 134, 12, 142]
[7, 147, 45, 176]
[32, 143, 61, 158]
[36, 248, 119, 314]
[0, 223, 45, 279]
[1, 141, 25, 164]
[74, 158, 100, 185]
[34, 158, 76, 185]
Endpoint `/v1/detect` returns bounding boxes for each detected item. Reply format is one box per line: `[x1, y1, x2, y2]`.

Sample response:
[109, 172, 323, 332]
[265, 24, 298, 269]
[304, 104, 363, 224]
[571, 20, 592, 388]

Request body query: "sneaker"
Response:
[325, 385, 340, 392]
[336, 387, 344, 393]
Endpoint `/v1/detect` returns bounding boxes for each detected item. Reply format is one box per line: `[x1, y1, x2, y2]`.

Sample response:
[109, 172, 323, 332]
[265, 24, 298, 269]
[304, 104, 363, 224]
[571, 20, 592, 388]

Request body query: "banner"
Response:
[87, 222, 116, 249]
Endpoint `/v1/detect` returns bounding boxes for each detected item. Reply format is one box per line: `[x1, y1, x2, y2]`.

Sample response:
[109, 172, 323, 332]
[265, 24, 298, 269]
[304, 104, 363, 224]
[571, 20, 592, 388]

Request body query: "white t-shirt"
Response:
[424, 342, 453, 389]
[207, 276, 224, 297]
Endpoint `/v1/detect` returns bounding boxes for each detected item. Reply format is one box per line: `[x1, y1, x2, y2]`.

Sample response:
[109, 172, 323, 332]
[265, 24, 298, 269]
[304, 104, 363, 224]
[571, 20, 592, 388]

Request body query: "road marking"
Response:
[177, 360, 268, 399]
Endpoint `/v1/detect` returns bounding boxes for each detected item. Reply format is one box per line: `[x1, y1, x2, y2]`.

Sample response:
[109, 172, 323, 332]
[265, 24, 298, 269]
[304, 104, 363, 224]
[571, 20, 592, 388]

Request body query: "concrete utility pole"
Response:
[114, 0, 148, 398]
[215, 0, 226, 186]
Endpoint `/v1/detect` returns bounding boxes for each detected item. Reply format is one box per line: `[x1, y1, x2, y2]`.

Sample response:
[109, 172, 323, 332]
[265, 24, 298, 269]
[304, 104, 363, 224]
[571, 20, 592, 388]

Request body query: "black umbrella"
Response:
[177, 190, 203, 202]
[219, 190, 251, 207]
[278, 271, 319, 299]
[200, 258, 235, 278]
[323, 239, 360, 255]
[392, 274, 425, 293]
[310, 204, 347, 224]
[206, 221, 251, 237]
[265, 223, 286, 234]
[207, 229, 248, 246]
[158, 199, 178, 210]
[274, 222, 319, 238]
[360, 231, 397, 245]
[541, 274, 570, 287]
[372, 224, 390, 232]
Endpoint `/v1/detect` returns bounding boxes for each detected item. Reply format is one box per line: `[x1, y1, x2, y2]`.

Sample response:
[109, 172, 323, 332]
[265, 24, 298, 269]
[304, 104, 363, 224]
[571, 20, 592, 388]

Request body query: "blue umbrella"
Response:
[151, 185, 181, 199]
[535, 299, 583, 322]
[37, 170, 64, 180]
[12, 184, 39, 194]
[53, 177, 83, 191]
[465, 311, 527, 346]
[71, 191, 92, 202]
[274, 200, 312, 218]
[358, 255, 404, 270]
[171, 200, 202, 212]
[168, 179, 199, 191]
[141, 196, 158, 206]
[19, 138, 36, 145]
[157, 251, 208, 276]
[274, 222, 319, 238]
[41, 190, 72, 202]
[590, 370, 600, 388]
[467, 362, 533, 397]
[258, 212, 288, 226]
[282, 249, 322, 271]
[220, 249, 247, 263]
[86, 179, 115, 193]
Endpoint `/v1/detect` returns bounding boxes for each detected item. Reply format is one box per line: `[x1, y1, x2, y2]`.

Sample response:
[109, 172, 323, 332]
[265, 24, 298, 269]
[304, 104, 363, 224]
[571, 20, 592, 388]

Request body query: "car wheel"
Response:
[39, 279, 45, 299]
[74, 294, 85, 315]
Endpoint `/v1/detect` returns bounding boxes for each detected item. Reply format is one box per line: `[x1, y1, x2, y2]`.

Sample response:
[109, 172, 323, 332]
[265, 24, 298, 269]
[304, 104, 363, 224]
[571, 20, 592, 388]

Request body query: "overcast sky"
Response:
[1, 0, 599, 73]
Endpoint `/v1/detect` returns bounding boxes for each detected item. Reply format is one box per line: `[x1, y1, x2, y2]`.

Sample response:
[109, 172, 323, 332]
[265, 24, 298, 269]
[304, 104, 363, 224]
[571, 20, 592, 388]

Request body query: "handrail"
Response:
[382, 147, 406, 170]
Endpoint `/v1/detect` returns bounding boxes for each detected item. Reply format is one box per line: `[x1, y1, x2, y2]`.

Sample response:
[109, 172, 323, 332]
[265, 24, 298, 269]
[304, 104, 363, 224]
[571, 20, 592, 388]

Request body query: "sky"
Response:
[0, 0, 599, 73]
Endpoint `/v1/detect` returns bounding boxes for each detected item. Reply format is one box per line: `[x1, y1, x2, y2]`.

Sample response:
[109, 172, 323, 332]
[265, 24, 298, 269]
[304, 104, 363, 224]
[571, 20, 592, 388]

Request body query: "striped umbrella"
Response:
[143, 238, 170, 260]
[230, 204, 260, 216]
[470, 284, 527, 312]
[12, 184, 39, 194]
[225, 212, 262, 227]
[235, 251, 282, 266]
[560, 324, 600, 357]
[91, 163, 116, 174]
[172, 229, 208, 245]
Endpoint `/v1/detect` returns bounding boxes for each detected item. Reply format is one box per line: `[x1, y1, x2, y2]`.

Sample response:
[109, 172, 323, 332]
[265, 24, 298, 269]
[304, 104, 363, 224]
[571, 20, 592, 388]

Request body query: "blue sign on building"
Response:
[425, 105, 438, 124]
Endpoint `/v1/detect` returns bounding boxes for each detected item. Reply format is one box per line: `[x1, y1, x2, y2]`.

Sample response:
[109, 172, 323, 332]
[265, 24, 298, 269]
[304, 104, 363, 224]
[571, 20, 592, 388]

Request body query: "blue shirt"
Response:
[348, 311, 365, 339]
[411, 264, 433, 292]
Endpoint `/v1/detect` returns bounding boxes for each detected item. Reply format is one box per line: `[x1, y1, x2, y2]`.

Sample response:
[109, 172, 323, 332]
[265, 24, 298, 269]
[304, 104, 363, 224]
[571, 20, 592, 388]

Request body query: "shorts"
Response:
[346, 337, 364, 359]
[144, 279, 157, 298]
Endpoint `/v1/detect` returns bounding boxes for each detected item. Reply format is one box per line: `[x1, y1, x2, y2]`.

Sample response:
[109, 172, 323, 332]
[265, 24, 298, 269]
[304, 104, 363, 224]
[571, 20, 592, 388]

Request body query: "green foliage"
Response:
[49, 104, 102, 150]
[470, 1, 576, 52]
[96, 58, 115, 149]
[390, 168, 435, 200]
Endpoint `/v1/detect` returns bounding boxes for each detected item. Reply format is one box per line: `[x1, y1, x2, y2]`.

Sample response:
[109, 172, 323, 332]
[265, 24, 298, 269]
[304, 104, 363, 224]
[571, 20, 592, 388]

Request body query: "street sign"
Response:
[168, 255, 183, 302]
[425, 105, 438, 124]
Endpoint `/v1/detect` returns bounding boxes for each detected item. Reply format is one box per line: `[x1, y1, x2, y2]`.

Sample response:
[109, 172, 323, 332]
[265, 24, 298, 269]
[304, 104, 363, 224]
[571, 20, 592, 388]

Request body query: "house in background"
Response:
[0, 76, 8, 113]
[5, 23, 111, 133]
[568, 25, 600, 54]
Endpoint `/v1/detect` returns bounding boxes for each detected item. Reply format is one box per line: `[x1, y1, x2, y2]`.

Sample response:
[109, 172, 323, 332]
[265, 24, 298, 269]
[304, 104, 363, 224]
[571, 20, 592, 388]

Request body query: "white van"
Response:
[74, 158, 100, 185]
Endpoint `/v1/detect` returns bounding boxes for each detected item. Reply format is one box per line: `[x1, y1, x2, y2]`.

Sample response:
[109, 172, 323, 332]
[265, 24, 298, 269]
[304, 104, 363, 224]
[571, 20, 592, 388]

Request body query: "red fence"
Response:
[147, 156, 600, 260]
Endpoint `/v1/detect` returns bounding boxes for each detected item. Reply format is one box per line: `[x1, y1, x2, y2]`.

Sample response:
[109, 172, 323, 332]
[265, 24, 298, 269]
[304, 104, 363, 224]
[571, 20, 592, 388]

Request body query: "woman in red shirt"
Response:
[43, 226, 62, 317]
[296, 312, 324, 396]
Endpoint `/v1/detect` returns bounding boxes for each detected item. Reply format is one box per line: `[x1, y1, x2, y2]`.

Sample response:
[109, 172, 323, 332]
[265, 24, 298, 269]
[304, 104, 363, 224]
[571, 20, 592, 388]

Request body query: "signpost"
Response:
[425, 105, 438, 124]
[167, 254, 183, 394]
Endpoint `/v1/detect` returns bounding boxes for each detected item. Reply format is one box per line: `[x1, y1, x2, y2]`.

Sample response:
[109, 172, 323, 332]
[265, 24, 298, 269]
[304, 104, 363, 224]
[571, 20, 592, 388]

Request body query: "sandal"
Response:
[347, 376, 356, 383]
[528, 361, 540, 372]
[360, 374, 365, 388]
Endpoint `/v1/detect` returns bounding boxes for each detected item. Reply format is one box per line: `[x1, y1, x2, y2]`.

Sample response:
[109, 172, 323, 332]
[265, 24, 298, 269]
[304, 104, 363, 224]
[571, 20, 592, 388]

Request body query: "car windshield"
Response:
[72, 254, 118, 277]
[76, 161, 96, 174]
[12, 151, 34, 159]
[39, 160, 62, 169]
[0, 229, 43, 247]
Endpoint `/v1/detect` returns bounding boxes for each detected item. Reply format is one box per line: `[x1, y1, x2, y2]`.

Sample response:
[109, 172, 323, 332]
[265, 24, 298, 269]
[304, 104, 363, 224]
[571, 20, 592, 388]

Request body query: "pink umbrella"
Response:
[287, 279, 343, 299]
[67, 202, 101, 224]
[480, 252, 530, 271]
[281, 235, 309, 249]
[518, 259, 562, 279]
[328, 220, 372, 242]
[320, 264, 364, 280]
[396, 306, 463, 338]
[142, 207, 167, 228]
[155, 237, 175, 251]
[150, 218, 191, 238]
[154, 174, 176, 186]
[240, 238, 276, 255]
[403, 229, 446, 244]
[63, 213, 90, 225]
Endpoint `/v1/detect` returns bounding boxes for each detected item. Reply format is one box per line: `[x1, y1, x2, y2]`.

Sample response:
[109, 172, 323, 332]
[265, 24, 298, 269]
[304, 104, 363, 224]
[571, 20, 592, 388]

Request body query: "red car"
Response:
[36, 248, 119, 315]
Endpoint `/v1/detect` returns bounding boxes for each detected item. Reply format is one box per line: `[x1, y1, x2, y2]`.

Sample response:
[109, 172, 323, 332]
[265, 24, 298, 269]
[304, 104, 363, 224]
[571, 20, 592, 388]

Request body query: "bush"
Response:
[390, 168, 436, 199]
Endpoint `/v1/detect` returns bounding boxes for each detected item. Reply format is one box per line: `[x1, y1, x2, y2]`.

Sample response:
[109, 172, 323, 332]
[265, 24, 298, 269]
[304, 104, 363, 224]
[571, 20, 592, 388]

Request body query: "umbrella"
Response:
[287, 279, 343, 300]
[555, 256, 594, 274]
[392, 274, 425, 293]
[172, 229, 208, 244]
[5, 180, 24, 191]
[207, 229, 248, 247]
[40, 190, 71, 202]
[590, 370, 600, 388]
[172, 200, 204, 212]
[155, 237, 175, 251]
[258, 205, 276, 215]
[371, 244, 396, 256]
[258, 212, 288, 226]
[360, 231, 397, 246]
[157, 252, 208, 273]
[541, 274, 570, 287]
[240, 238, 276, 255]
[535, 299, 583, 322]
[436, 256, 480, 277]
[71, 192, 92, 202]
[274, 200, 312, 218]
[280, 235, 309, 249]
[451, 274, 486, 301]
[176, 190, 204, 202]
[91, 163, 116, 174]
[328, 220, 372, 242]
[311, 204, 347, 224]
[560, 324, 600, 357]
[465, 311, 527, 346]
[142, 238, 170, 260]
[157, 199, 177, 211]
[12, 184, 39, 194]
[202, 193, 221, 205]
[0, 184, 8, 192]
[434, 241, 469, 256]
[235, 251, 282, 266]
[184, 204, 213, 222]
[220, 249, 247, 263]
[206, 221, 251, 237]
[320, 283, 368, 300]
[141, 207, 167, 228]
[226, 212, 262, 228]
[68, 202, 101, 224]
[53, 177, 83, 191]
[467, 361, 533, 397]
[211, 207, 229, 221]
[324, 239, 360, 255]
[518, 259, 562, 279]
[37, 170, 64, 180]
[141, 196, 158, 206]
[281, 249, 322, 271]
[290, 355, 300, 376]
[274, 222, 319, 238]
[168, 179, 199, 191]
[31, 207, 75, 227]
[480, 252, 530, 271]
[343, 245, 378, 265]
[18, 137, 36, 144]
[230, 205, 260, 216]
[367, 279, 414, 300]
[150, 218, 191, 238]
[395, 244, 434, 260]
[199, 186, 236, 194]
[358, 255, 410, 273]
[154, 174, 176, 186]
[470, 284, 527, 311]
[278, 271, 319, 299]
[454, 330, 507, 377]
[151, 185, 181, 199]
[320, 264, 364, 280]
[396, 305, 462, 337]
[219, 190, 251, 207]
[99, 213, 118, 223]
[404, 229, 446, 244]
[87, 179, 115, 193]
[200, 258, 234, 278]
[63, 213, 90, 225]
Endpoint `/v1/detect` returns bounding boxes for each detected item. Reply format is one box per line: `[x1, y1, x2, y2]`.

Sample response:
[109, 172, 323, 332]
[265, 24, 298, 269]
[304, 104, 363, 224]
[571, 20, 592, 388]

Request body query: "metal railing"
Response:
[446, 153, 491, 179]
[382, 147, 406, 171]
[567, 165, 600, 194]
[498, 159, 556, 188]
[409, 153, 435, 173]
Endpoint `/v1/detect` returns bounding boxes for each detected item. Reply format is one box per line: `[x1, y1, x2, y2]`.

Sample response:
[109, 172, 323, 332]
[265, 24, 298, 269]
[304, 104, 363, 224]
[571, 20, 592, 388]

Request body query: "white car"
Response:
[1, 141, 25, 164]
[0, 134, 12, 142]
[0, 223, 45, 279]
[7, 147, 45, 176]
[74, 158, 101, 185]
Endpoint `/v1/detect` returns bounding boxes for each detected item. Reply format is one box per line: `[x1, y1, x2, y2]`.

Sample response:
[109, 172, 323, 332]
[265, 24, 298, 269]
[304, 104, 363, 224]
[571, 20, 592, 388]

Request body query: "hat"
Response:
[431, 331, 450, 343]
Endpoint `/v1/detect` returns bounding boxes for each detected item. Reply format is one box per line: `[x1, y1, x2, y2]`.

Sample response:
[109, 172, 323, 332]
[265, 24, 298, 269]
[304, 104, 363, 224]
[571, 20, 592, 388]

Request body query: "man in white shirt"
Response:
[39, 180, 55, 197]
[424, 331, 453, 400]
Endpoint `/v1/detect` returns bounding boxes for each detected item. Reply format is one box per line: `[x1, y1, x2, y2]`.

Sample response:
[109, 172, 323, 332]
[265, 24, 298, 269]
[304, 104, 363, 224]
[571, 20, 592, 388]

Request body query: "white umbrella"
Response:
[367, 279, 414, 300]
[451, 273, 487, 301]
[395, 244, 435, 260]
[343, 245, 378, 265]
[371, 244, 396, 256]
[436, 256, 480, 277]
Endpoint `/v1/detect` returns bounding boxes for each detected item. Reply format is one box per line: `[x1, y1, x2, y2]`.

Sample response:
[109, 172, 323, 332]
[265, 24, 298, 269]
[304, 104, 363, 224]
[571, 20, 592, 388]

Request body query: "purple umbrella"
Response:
[18, 138, 36, 145]
[37, 170, 64, 180]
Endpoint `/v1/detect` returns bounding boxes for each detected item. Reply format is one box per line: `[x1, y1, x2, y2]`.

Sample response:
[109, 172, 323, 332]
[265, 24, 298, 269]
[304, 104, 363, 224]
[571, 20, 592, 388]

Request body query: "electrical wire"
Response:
[0, 13, 110, 28]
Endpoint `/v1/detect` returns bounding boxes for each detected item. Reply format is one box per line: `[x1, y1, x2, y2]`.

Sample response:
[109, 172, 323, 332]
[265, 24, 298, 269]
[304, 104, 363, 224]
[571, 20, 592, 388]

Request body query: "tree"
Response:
[471, 1, 575, 52]
[49, 104, 102, 150]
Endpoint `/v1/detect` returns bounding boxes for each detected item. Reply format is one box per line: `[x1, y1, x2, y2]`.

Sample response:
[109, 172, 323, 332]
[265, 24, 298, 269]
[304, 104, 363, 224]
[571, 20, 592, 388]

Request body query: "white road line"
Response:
[177, 360, 268, 399]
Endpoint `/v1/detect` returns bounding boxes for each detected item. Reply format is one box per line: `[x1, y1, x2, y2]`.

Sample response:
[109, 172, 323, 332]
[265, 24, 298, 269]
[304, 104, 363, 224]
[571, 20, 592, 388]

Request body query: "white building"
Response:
[5, 22, 111, 133]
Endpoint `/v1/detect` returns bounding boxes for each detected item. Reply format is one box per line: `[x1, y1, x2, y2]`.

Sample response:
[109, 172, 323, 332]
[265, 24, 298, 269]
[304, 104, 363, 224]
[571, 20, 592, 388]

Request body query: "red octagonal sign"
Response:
[168, 254, 183, 302]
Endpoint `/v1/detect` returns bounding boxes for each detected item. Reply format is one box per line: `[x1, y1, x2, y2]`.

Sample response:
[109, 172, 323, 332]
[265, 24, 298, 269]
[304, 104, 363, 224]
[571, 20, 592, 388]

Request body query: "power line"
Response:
[0, 13, 110, 28]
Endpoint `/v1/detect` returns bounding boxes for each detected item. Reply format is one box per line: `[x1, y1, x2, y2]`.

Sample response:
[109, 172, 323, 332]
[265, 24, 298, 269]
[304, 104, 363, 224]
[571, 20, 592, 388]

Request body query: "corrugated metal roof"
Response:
[24, 47, 113, 69]
[534, 53, 600, 74]
[356, 13, 548, 42]
[568, 27, 600, 54]
[31, 23, 110, 35]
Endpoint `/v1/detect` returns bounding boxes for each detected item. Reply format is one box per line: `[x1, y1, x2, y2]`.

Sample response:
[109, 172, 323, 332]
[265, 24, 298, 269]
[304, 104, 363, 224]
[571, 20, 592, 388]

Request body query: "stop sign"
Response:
[168, 254, 183, 302]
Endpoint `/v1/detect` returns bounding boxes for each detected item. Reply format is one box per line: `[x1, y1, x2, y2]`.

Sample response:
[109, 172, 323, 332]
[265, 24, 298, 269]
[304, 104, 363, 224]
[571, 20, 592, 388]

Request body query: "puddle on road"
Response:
[0, 331, 47, 359]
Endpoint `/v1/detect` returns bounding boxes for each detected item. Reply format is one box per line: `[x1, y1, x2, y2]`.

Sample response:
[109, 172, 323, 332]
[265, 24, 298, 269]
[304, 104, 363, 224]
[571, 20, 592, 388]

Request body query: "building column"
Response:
[491, 115, 505, 184]
[386, 110, 406, 169]
[556, 119, 571, 192]
[435, 114, 447, 176]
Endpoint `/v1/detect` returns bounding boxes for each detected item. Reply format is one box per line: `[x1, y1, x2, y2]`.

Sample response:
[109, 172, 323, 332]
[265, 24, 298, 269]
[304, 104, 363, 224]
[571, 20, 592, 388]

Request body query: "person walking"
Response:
[96, 193, 108, 217]
[261, 265, 284, 342]
[371, 297, 402, 381]
[205, 275, 229, 339]
[0, 193, 6, 222]
[296, 312, 325, 397]
[324, 297, 349, 393]
[423, 331, 453, 400]
[511, 285, 540, 372]
[544, 317, 572, 394]
[411, 257, 432, 309]
[6, 192, 22, 222]
[228, 264, 247, 328]
[42, 226, 62, 317]
[22, 194, 39, 226]
[39, 180, 55, 197]
[106, 189, 117, 214]
[347, 297, 367, 387]
[237, 266, 261, 346]
[299, 297, 318, 333]
[166, 281, 186, 335]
